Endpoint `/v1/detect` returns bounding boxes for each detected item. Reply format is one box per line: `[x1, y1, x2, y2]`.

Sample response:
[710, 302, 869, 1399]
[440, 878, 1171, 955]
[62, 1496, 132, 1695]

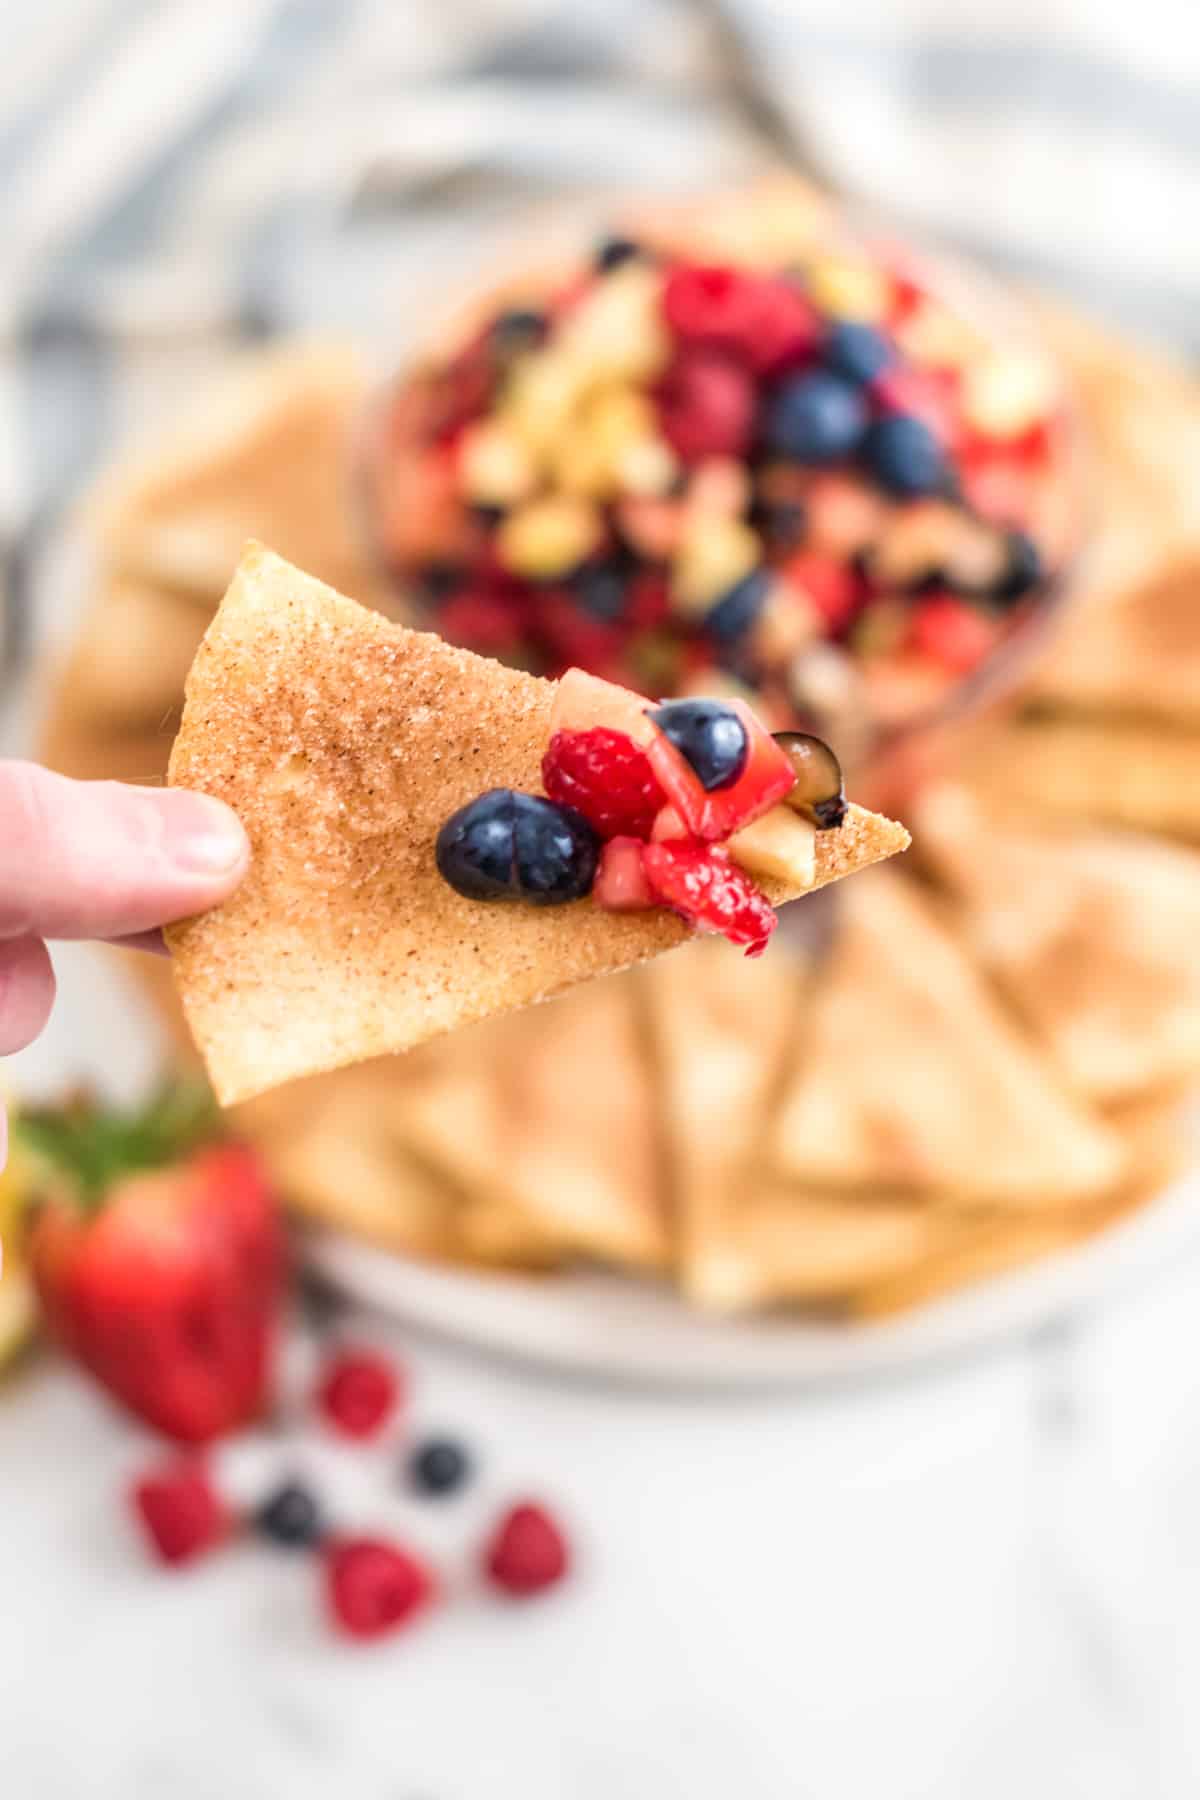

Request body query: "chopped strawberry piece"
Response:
[550, 666, 657, 747]
[781, 551, 863, 636]
[542, 728, 665, 839]
[655, 352, 756, 463]
[593, 837, 655, 911]
[132, 1461, 227, 1567]
[908, 593, 998, 674]
[645, 699, 796, 841]
[326, 1538, 435, 1640]
[643, 841, 778, 957]
[650, 803, 689, 841]
[484, 1502, 570, 1597]
[316, 1350, 401, 1440]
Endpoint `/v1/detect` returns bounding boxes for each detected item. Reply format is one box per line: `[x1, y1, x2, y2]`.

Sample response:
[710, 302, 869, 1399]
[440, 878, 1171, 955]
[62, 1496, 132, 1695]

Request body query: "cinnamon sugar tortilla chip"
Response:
[87, 342, 384, 605]
[401, 974, 669, 1269]
[642, 935, 806, 1290]
[918, 786, 1200, 1104]
[769, 869, 1125, 1207]
[166, 546, 908, 1106]
[963, 716, 1200, 841]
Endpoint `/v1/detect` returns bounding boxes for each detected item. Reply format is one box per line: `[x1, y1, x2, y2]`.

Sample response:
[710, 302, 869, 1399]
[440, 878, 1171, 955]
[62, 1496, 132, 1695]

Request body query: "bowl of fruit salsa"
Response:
[358, 179, 1081, 805]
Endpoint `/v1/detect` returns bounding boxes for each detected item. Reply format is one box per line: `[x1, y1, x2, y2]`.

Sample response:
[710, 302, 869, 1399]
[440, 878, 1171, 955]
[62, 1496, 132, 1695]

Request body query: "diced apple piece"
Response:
[593, 836, 655, 912]
[550, 667, 656, 747]
[727, 806, 816, 889]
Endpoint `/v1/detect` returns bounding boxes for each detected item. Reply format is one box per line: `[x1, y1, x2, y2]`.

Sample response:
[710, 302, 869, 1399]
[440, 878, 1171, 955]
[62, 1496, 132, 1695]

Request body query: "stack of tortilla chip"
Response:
[35, 286, 1200, 1322]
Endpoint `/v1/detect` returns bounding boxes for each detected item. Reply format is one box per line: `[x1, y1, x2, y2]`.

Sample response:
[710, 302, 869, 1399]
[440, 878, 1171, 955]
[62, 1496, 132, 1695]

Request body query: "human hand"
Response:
[0, 761, 249, 1058]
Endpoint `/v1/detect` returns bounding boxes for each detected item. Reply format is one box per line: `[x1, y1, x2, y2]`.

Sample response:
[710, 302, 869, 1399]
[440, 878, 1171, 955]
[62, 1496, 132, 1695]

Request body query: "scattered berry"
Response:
[317, 1350, 400, 1441]
[649, 699, 748, 792]
[863, 414, 948, 498]
[542, 728, 665, 839]
[594, 235, 643, 272]
[409, 1438, 472, 1498]
[642, 841, 777, 956]
[436, 790, 601, 904]
[326, 1538, 435, 1641]
[656, 352, 756, 463]
[765, 370, 868, 463]
[132, 1461, 226, 1568]
[484, 1502, 570, 1597]
[256, 1480, 325, 1549]
[824, 320, 893, 385]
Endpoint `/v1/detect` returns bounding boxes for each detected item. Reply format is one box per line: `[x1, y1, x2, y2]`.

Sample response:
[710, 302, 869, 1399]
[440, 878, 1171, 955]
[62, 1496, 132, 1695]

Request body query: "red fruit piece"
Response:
[870, 365, 960, 450]
[656, 352, 756, 463]
[662, 264, 759, 345]
[593, 836, 655, 911]
[317, 1350, 400, 1440]
[542, 728, 665, 840]
[908, 593, 997, 674]
[132, 1461, 226, 1567]
[643, 841, 778, 957]
[435, 590, 523, 656]
[484, 1502, 570, 1597]
[781, 550, 862, 636]
[743, 282, 822, 376]
[645, 699, 796, 842]
[29, 1101, 285, 1447]
[326, 1538, 435, 1640]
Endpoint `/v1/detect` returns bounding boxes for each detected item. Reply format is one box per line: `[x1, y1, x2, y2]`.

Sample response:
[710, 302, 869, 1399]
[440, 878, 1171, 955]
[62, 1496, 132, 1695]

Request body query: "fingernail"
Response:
[163, 793, 249, 877]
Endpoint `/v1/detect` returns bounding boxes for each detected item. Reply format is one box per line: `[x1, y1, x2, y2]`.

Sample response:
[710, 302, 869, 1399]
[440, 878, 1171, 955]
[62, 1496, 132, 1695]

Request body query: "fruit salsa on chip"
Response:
[365, 201, 1076, 753]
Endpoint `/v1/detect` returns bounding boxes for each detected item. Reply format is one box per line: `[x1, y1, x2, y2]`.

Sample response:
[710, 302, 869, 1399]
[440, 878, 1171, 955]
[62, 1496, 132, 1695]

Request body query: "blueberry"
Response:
[824, 321, 893, 386]
[572, 560, 630, 622]
[706, 568, 769, 646]
[765, 371, 869, 463]
[437, 791, 599, 904]
[991, 529, 1043, 607]
[594, 235, 643, 272]
[255, 1481, 324, 1550]
[512, 794, 601, 903]
[649, 699, 748, 791]
[863, 414, 947, 497]
[489, 309, 547, 357]
[409, 1437, 472, 1497]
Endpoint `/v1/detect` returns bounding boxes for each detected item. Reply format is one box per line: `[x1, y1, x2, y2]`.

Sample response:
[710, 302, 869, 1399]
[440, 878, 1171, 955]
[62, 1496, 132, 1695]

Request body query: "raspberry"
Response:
[484, 1502, 570, 1597]
[656, 352, 756, 463]
[642, 841, 778, 957]
[542, 729, 666, 840]
[316, 1350, 400, 1440]
[132, 1461, 226, 1567]
[661, 266, 817, 372]
[325, 1538, 435, 1640]
[908, 593, 997, 674]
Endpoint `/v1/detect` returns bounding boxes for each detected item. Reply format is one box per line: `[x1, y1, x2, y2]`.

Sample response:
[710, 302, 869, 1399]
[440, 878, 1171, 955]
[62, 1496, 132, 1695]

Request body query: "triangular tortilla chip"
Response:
[166, 546, 909, 1105]
[86, 342, 384, 605]
[769, 869, 1125, 1206]
[401, 974, 669, 1269]
[963, 715, 1200, 841]
[918, 786, 1200, 1104]
[642, 935, 806, 1289]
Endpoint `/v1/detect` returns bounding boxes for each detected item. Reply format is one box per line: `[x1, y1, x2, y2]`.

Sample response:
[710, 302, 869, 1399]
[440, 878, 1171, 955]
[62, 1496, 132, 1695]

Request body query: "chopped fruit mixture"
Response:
[436, 668, 848, 956]
[368, 221, 1074, 745]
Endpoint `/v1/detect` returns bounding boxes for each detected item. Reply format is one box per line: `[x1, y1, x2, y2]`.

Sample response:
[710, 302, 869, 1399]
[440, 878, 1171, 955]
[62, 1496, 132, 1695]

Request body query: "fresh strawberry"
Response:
[23, 1086, 285, 1445]
[644, 699, 796, 842]
[642, 841, 778, 956]
[542, 728, 666, 840]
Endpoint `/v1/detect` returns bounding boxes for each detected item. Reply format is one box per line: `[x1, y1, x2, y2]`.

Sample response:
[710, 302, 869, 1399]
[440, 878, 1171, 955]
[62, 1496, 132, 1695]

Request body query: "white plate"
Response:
[306, 1163, 1200, 1389]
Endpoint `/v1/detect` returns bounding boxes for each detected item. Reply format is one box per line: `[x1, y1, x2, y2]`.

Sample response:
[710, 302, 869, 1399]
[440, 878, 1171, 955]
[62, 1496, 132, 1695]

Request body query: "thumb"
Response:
[0, 762, 249, 942]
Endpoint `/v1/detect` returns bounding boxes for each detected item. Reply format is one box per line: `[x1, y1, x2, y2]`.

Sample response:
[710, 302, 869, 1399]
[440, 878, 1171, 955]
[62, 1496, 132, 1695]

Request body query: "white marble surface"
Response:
[7, 953, 1200, 1799]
